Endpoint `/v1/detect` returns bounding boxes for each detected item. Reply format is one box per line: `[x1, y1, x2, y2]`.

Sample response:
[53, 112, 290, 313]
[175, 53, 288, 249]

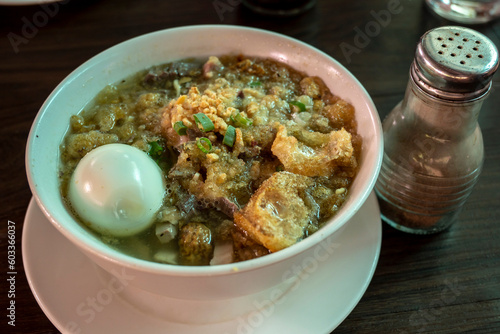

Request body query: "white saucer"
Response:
[23, 192, 381, 334]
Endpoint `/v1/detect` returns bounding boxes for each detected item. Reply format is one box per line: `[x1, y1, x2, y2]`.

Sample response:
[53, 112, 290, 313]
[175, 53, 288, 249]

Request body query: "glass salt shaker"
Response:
[375, 26, 499, 234]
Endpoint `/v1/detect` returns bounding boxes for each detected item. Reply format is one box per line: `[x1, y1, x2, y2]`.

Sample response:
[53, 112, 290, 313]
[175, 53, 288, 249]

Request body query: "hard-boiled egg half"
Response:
[68, 143, 165, 237]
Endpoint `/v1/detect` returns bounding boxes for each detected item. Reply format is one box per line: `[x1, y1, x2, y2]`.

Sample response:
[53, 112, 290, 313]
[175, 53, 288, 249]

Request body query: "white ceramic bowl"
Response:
[26, 25, 383, 323]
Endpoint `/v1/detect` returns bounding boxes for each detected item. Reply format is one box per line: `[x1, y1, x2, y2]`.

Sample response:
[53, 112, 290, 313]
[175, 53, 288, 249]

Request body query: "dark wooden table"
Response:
[1, 0, 499, 333]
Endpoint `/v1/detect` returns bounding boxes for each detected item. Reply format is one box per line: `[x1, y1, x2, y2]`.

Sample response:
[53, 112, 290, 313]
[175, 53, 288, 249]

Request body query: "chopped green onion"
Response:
[193, 113, 215, 132]
[223, 125, 236, 147]
[290, 100, 306, 112]
[147, 141, 177, 170]
[249, 81, 262, 87]
[174, 121, 187, 135]
[196, 137, 212, 153]
[148, 140, 164, 162]
[231, 112, 253, 128]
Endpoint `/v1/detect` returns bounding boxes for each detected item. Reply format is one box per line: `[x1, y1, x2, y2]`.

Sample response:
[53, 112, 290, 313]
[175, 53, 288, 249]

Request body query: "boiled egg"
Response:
[68, 143, 165, 237]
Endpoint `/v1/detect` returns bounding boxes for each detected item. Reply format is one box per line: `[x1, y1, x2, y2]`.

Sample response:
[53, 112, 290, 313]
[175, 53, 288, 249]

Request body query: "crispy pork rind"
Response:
[271, 125, 354, 177]
[234, 172, 314, 252]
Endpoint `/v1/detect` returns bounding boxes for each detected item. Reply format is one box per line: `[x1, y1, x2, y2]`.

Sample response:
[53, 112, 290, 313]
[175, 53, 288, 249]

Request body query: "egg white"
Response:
[68, 143, 165, 237]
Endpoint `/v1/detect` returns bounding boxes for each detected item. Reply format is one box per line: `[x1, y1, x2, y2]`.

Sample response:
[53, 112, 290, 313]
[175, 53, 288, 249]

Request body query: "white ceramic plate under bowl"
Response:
[23, 192, 381, 334]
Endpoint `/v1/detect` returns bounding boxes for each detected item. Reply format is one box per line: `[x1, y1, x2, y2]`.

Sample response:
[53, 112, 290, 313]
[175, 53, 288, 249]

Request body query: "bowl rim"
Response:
[26, 24, 383, 277]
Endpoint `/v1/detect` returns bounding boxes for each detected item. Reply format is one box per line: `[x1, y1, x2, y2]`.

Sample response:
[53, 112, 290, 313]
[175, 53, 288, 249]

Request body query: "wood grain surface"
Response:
[0, 0, 499, 333]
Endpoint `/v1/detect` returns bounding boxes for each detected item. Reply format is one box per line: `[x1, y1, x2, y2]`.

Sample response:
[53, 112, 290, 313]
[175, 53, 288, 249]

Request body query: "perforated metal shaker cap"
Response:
[411, 26, 499, 101]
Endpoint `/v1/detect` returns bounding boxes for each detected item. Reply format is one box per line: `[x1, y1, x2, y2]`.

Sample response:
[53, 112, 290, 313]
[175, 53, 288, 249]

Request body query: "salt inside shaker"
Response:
[375, 26, 498, 234]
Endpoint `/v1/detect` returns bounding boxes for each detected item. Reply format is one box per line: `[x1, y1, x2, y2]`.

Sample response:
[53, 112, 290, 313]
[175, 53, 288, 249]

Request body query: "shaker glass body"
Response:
[375, 79, 484, 234]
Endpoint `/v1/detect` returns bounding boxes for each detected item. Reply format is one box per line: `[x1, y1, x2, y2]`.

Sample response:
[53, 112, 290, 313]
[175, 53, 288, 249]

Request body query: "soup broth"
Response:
[59, 55, 361, 266]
